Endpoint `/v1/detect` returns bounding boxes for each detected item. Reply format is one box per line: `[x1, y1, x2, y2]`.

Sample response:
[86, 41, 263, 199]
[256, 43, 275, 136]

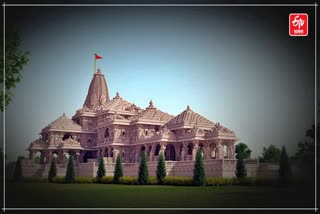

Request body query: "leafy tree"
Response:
[0, 29, 29, 111]
[48, 157, 57, 182]
[34, 156, 40, 164]
[113, 155, 123, 184]
[259, 144, 281, 163]
[279, 146, 291, 186]
[65, 156, 75, 183]
[137, 151, 149, 185]
[13, 156, 24, 181]
[193, 149, 206, 186]
[96, 156, 106, 182]
[156, 152, 166, 184]
[235, 157, 247, 178]
[235, 142, 251, 159]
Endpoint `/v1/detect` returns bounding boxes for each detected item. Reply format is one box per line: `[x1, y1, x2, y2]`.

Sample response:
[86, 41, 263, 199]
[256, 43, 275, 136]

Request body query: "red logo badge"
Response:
[289, 13, 308, 36]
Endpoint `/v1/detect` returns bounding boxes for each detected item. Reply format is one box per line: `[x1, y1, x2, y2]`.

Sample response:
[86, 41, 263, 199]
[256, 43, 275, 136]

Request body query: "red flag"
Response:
[95, 54, 103, 60]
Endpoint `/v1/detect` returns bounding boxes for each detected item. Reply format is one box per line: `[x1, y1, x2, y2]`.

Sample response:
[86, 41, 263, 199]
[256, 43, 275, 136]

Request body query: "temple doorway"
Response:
[165, 144, 176, 161]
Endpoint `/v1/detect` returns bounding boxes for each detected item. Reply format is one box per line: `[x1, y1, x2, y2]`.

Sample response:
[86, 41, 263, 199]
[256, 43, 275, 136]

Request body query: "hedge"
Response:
[18, 176, 279, 186]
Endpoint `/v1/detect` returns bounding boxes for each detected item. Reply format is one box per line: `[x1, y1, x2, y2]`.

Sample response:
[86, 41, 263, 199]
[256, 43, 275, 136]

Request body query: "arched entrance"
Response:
[165, 144, 176, 161]
[83, 151, 95, 163]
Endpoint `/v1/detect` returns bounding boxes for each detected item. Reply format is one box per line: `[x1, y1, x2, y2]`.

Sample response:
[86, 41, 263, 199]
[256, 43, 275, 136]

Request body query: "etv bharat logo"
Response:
[289, 13, 308, 36]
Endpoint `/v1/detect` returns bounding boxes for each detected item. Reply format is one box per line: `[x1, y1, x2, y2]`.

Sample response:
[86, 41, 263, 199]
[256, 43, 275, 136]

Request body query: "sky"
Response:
[1, 6, 315, 161]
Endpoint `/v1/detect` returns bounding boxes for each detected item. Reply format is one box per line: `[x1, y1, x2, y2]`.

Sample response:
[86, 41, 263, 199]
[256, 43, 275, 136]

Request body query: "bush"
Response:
[75, 176, 96, 183]
[96, 157, 106, 183]
[163, 176, 193, 186]
[193, 149, 206, 186]
[119, 176, 138, 185]
[48, 158, 57, 182]
[13, 156, 24, 182]
[148, 176, 158, 185]
[113, 155, 123, 184]
[100, 176, 113, 184]
[206, 177, 233, 186]
[156, 153, 166, 184]
[235, 157, 247, 178]
[279, 146, 292, 186]
[52, 176, 65, 183]
[137, 151, 149, 185]
[22, 177, 48, 183]
[65, 156, 75, 183]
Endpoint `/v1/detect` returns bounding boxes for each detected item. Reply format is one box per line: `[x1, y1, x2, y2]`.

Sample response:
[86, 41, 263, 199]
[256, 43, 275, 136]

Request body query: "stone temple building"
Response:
[23, 68, 266, 177]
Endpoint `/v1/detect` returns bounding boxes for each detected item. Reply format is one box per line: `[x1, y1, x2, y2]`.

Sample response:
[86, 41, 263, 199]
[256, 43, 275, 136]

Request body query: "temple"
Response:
[23, 68, 267, 177]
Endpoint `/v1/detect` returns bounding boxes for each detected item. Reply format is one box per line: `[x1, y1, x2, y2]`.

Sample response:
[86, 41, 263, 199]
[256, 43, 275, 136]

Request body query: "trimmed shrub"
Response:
[156, 153, 166, 184]
[119, 176, 138, 185]
[22, 177, 48, 183]
[137, 151, 149, 185]
[100, 176, 113, 184]
[148, 176, 158, 185]
[75, 176, 96, 184]
[65, 156, 75, 183]
[96, 157, 106, 183]
[279, 146, 292, 186]
[163, 176, 193, 186]
[52, 176, 65, 183]
[206, 177, 233, 186]
[48, 158, 57, 182]
[193, 149, 206, 186]
[113, 155, 123, 184]
[13, 156, 24, 182]
[235, 157, 247, 178]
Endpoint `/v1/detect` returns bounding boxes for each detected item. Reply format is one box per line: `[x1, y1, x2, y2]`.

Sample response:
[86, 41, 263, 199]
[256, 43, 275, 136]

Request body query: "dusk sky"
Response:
[1, 6, 315, 161]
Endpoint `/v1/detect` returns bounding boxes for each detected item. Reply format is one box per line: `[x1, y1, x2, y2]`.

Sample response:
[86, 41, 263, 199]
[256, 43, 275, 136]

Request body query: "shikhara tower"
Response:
[25, 68, 244, 177]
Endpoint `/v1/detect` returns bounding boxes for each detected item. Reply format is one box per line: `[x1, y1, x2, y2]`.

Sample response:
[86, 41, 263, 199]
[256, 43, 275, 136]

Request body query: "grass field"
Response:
[5, 182, 314, 208]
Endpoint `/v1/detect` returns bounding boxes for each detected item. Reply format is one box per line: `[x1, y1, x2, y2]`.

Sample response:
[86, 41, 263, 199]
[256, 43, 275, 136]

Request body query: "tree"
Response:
[65, 156, 75, 183]
[279, 146, 291, 186]
[34, 156, 40, 164]
[193, 149, 206, 186]
[48, 157, 57, 182]
[96, 156, 106, 183]
[13, 156, 24, 181]
[137, 151, 149, 185]
[235, 142, 251, 159]
[113, 155, 123, 184]
[0, 29, 29, 111]
[235, 157, 247, 178]
[259, 144, 281, 163]
[156, 152, 166, 184]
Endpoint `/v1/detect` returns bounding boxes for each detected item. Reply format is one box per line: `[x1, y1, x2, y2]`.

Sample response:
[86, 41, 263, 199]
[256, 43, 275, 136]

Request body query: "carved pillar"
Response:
[76, 152, 81, 163]
[217, 141, 224, 159]
[159, 143, 166, 158]
[135, 147, 139, 163]
[181, 142, 187, 161]
[204, 143, 210, 160]
[113, 149, 119, 162]
[149, 145, 154, 162]
[46, 151, 53, 164]
[192, 142, 199, 161]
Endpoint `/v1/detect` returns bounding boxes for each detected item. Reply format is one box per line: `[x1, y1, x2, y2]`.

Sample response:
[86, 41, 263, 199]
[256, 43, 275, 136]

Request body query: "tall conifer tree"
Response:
[156, 152, 166, 184]
[138, 151, 149, 185]
[193, 149, 206, 186]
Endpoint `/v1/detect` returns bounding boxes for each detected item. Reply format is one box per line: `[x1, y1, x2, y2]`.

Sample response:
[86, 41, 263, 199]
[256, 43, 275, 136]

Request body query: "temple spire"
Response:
[83, 68, 110, 109]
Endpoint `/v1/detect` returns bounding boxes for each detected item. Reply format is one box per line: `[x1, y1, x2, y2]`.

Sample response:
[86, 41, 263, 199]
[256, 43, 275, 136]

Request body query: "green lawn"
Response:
[5, 182, 314, 208]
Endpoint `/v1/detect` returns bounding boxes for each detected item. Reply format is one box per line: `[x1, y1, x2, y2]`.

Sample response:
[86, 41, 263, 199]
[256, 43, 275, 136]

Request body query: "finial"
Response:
[149, 100, 154, 108]
[186, 105, 191, 111]
[114, 92, 120, 99]
[97, 68, 101, 73]
[63, 112, 66, 116]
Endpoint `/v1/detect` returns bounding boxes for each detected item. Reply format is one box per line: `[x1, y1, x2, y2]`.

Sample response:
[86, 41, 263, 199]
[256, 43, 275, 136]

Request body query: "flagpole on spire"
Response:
[94, 53, 103, 74]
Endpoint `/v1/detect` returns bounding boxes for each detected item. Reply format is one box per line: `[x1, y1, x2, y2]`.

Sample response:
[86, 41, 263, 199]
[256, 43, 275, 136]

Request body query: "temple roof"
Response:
[165, 105, 215, 130]
[83, 68, 110, 110]
[132, 100, 174, 123]
[101, 92, 142, 113]
[42, 113, 82, 132]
